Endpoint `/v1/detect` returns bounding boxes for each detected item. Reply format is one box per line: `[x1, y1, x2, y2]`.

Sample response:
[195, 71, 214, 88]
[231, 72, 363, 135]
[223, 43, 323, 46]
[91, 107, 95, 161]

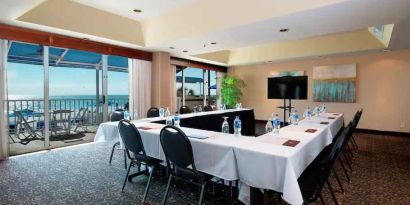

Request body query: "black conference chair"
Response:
[203, 105, 213, 112]
[147, 107, 160, 118]
[160, 126, 209, 205]
[119, 120, 162, 202]
[109, 111, 127, 169]
[179, 105, 192, 114]
[298, 122, 354, 205]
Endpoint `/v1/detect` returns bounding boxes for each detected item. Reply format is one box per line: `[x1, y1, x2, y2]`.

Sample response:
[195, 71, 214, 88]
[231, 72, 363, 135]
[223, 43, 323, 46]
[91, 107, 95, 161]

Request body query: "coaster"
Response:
[137, 126, 153, 130]
[320, 122, 330, 125]
[305, 129, 317, 133]
[283, 140, 300, 147]
[328, 117, 336, 119]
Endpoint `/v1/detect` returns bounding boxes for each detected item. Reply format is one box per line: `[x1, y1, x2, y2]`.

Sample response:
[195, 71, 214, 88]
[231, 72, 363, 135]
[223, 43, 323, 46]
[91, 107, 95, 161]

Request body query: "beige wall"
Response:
[229, 50, 410, 132]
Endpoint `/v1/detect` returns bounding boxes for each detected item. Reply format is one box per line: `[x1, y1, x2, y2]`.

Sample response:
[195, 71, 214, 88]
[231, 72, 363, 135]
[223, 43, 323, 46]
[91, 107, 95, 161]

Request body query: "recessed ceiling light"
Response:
[183, 50, 188, 53]
[210, 42, 217, 45]
[279, 28, 289, 32]
[383, 49, 391, 52]
[82, 38, 90, 41]
[169, 47, 175, 49]
[133, 9, 142, 13]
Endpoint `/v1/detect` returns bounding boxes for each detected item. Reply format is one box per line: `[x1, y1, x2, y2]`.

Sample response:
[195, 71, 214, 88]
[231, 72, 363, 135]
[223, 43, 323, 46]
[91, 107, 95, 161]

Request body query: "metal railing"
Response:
[7, 97, 129, 133]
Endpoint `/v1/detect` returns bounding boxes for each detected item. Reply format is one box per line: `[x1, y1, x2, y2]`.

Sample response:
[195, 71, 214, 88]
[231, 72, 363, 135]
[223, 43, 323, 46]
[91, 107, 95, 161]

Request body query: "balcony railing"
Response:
[7, 97, 128, 134]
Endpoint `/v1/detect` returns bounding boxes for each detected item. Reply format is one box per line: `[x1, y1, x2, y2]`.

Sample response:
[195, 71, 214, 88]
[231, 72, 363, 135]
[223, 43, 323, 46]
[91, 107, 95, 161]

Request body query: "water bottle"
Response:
[314, 105, 321, 117]
[221, 104, 226, 110]
[265, 117, 273, 133]
[321, 104, 326, 113]
[124, 111, 131, 120]
[165, 107, 171, 117]
[289, 110, 299, 126]
[303, 107, 312, 120]
[234, 116, 242, 136]
[174, 114, 180, 127]
[272, 114, 280, 133]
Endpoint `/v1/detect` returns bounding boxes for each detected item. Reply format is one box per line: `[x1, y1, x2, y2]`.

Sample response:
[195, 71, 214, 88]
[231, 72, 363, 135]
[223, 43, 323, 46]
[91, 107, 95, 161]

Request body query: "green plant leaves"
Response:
[220, 75, 246, 108]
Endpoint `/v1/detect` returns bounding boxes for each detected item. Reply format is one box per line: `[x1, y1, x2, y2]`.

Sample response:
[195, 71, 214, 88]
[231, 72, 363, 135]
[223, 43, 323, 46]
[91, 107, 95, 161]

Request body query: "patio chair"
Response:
[72, 108, 89, 133]
[50, 110, 72, 136]
[14, 110, 43, 145]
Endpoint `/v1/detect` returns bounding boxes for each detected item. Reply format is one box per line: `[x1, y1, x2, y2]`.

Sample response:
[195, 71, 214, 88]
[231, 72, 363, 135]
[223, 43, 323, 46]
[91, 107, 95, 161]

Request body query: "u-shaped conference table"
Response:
[94, 108, 344, 205]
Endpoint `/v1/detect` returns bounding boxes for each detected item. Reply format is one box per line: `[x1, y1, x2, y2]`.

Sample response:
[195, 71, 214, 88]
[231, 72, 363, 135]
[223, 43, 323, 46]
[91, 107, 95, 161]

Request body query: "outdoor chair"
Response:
[50, 110, 72, 136]
[13, 110, 43, 145]
[72, 107, 89, 133]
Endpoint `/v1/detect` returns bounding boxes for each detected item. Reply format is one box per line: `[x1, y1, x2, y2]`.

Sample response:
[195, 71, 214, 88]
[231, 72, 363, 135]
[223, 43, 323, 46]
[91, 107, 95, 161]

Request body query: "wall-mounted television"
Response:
[267, 76, 308, 99]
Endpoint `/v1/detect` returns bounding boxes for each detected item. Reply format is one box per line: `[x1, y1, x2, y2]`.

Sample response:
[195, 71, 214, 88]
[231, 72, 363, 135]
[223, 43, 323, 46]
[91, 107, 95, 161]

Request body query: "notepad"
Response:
[333, 113, 340, 116]
[320, 122, 330, 125]
[305, 129, 317, 133]
[328, 117, 336, 119]
[283, 140, 300, 147]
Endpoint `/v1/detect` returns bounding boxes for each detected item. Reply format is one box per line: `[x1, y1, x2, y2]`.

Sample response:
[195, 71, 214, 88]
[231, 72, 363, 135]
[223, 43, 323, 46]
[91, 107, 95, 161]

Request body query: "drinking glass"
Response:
[159, 107, 165, 117]
[222, 116, 230, 133]
[265, 117, 273, 133]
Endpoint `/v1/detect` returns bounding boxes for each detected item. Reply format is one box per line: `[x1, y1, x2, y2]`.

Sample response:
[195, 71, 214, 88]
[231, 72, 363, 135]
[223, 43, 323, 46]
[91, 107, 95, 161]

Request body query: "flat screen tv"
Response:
[267, 76, 308, 99]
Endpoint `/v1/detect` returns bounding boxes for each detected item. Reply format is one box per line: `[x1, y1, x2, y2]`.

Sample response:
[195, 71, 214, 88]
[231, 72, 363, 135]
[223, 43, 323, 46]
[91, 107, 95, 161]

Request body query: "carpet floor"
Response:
[0, 131, 409, 205]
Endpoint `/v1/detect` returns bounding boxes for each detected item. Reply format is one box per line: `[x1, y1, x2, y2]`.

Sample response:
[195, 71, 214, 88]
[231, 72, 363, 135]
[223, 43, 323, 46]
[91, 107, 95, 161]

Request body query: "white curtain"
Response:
[128, 59, 152, 119]
[0, 40, 9, 161]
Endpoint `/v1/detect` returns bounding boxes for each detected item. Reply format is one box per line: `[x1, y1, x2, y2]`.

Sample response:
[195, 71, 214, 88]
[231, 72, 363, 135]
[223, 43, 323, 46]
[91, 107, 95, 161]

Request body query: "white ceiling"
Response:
[71, 0, 200, 21]
[153, 0, 410, 55]
[0, 0, 409, 65]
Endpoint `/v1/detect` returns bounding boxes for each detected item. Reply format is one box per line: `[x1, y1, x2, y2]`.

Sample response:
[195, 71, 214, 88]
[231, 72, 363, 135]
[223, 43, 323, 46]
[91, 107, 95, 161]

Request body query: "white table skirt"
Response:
[94, 112, 343, 205]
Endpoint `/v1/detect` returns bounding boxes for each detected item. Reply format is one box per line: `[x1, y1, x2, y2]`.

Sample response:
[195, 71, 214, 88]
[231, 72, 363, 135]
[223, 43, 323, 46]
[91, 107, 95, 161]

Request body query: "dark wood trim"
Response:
[171, 57, 227, 72]
[355, 128, 409, 137]
[0, 24, 152, 61]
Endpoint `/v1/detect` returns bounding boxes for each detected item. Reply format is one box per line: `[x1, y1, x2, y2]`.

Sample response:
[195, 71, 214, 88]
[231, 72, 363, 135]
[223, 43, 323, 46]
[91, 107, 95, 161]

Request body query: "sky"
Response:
[7, 62, 129, 99]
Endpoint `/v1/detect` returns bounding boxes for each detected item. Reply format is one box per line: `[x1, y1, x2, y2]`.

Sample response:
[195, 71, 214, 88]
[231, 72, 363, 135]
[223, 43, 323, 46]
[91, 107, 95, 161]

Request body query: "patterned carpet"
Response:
[0, 129, 409, 205]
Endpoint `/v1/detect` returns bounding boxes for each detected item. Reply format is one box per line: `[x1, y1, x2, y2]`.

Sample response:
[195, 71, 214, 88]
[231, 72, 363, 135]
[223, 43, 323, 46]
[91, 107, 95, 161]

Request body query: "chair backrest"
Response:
[204, 105, 213, 112]
[179, 105, 192, 114]
[147, 107, 160, 118]
[160, 126, 196, 171]
[327, 122, 354, 172]
[52, 110, 72, 120]
[14, 111, 36, 133]
[118, 120, 146, 157]
[110, 111, 124, 122]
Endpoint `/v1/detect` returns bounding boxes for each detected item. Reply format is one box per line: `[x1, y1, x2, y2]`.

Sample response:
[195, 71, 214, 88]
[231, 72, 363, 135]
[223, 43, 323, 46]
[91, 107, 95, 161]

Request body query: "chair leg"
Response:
[319, 192, 325, 205]
[198, 182, 207, 205]
[326, 180, 339, 205]
[333, 169, 344, 193]
[109, 143, 117, 164]
[162, 175, 173, 205]
[351, 135, 359, 151]
[142, 165, 156, 203]
[124, 150, 127, 170]
[338, 158, 350, 182]
[343, 153, 353, 172]
[122, 161, 133, 191]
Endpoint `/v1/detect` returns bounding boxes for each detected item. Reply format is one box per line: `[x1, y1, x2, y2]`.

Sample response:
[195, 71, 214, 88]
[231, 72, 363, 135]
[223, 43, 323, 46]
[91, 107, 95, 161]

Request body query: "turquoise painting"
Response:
[313, 64, 356, 103]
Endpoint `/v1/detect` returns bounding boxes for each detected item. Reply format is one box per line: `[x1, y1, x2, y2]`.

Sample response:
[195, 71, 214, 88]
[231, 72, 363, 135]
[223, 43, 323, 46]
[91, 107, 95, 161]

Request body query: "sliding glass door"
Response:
[175, 66, 219, 111]
[6, 41, 129, 155]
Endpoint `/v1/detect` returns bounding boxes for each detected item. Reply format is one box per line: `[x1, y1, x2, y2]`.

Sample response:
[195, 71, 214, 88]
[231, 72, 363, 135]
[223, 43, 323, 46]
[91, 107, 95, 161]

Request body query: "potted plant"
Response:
[220, 75, 246, 108]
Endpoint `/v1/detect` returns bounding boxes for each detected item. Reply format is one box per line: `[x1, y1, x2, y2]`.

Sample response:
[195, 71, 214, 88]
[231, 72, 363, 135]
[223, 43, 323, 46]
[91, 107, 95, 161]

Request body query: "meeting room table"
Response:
[94, 109, 343, 205]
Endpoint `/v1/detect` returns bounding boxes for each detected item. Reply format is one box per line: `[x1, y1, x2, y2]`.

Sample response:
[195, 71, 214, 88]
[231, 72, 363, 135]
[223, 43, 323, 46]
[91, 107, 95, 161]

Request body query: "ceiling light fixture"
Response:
[382, 49, 391, 52]
[133, 9, 142, 13]
[169, 47, 175, 49]
[210, 42, 217, 45]
[82, 38, 90, 41]
[183, 50, 188, 53]
[279, 28, 289, 32]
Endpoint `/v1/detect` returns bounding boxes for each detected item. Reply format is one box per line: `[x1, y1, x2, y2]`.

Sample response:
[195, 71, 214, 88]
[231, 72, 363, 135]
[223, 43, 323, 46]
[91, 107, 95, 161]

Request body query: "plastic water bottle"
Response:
[234, 116, 242, 136]
[265, 117, 273, 133]
[314, 105, 321, 117]
[272, 113, 280, 133]
[303, 107, 312, 120]
[124, 111, 131, 120]
[289, 110, 299, 126]
[174, 114, 180, 127]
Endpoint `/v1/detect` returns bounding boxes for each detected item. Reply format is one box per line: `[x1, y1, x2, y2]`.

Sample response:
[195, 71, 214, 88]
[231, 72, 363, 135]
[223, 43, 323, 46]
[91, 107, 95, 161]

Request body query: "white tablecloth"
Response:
[94, 112, 343, 205]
